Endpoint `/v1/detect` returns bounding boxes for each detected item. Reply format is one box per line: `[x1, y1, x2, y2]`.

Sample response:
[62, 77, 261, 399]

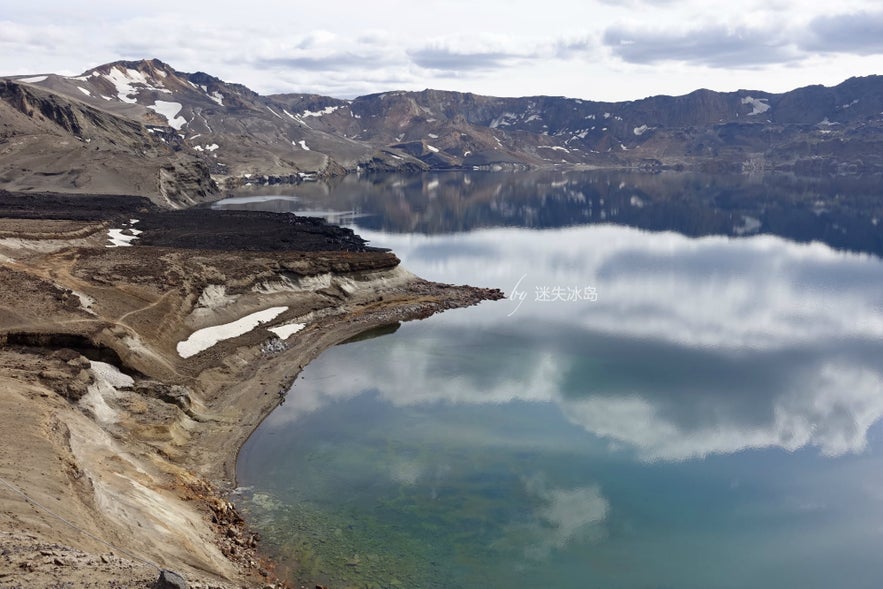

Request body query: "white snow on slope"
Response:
[103, 66, 172, 105]
[297, 140, 310, 150]
[148, 101, 187, 130]
[269, 322, 306, 339]
[176, 306, 288, 358]
[90, 361, 135, 389]
[104, 68, 140, 103]
[490, 113, 516, 128]
[302, 106, 340, 117]
[106, 228, 141, 247]
[19, 76, 47, 84]
[77, 87, 91, 97]
[742, 96, 770, 116]
[426, 144, 440, 153]
[633, 125, 650, 136]
[80, 360, 135, 424]
[209, 91, 224, 106]
[267, 106, 283, 119]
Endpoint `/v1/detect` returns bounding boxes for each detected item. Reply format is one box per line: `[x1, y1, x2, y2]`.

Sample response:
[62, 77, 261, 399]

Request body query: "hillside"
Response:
[3, 58, 883, 204]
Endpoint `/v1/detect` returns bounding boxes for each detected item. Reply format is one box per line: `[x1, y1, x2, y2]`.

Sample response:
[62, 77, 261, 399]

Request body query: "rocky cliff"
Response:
[0, 77, 217, 207]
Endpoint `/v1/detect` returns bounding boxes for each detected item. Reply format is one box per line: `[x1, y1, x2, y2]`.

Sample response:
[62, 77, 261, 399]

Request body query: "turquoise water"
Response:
[231, 172, 883, 588]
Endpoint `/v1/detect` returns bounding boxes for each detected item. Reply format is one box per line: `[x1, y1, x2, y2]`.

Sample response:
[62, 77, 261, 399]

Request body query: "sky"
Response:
[3, 0, 883, 101]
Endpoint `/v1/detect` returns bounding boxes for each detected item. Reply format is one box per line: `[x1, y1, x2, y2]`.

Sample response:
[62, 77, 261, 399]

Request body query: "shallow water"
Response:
[230, 172, 883, 588]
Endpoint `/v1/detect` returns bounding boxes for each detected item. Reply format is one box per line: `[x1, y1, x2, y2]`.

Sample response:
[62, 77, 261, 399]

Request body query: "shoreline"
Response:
[0, 198, 503, 588]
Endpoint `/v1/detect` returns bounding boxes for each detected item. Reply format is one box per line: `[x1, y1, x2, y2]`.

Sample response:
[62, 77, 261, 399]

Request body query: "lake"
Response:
[228, 171, 883, 589]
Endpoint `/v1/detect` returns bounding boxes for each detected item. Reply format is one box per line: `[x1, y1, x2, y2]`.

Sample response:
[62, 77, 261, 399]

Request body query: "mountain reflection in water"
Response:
[216, 170, 883, 256]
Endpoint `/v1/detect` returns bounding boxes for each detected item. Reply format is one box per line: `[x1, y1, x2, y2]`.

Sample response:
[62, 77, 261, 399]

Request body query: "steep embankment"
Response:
[0, 78, 217, 207]
[0, 191, 502, 587]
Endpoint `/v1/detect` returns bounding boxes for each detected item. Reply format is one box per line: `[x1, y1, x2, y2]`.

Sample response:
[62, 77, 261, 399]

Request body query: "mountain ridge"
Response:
[3, 58, 883, 206]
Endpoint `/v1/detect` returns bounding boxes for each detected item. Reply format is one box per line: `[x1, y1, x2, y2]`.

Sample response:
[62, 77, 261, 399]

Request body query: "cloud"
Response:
[513, 478, 609, 559]
[603, 23, 798, 67]
[596, 0, 676, 4]
[803, 11, 883, 55]
[249, 30, 400, 73]
[409, 47, 526, 72]
[262, 224, 883, 463]
[0, 21, 80, 55]
[553, 35, 595, 58]
[254, 53, 382, 72]
[408, 34, 539, 74]
[408, 33, 596, 75]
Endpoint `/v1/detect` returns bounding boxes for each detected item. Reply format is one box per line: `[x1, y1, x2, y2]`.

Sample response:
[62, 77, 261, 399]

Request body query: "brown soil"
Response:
[0, 190, 503, 588]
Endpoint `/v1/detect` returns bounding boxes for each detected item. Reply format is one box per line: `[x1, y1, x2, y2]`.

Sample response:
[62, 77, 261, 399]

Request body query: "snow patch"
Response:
[19, 76, 47, 84]
[77, 87, 91, 97]
[741, 96, 770, 116]
[104, 68, 140, 103]
[428, 133, 439, 139]
[490, 113, 516, 128]
[266, 106, 283, 119]
[268, 323, 306, 339]
[106, 228, 140, 248]
[208, 91, 224, 106]
[426, 144, 440, 153]
[80, 360, 135, 424]
[633, 125, 650, 136]
[301, 106, 340, 117]
[90, 361, 135, 389]
[177, 307, 289, 358]
[148, 101, 187, 130]
[103, 67, 169, 103]
[297, 140, 310, 150]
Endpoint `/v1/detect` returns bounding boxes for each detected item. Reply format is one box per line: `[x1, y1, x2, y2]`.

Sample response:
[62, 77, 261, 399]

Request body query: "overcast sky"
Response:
[3, 0, 883, 101]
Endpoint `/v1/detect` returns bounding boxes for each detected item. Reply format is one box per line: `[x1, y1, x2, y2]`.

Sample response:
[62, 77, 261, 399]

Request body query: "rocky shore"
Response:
[0, 190, 503, 588]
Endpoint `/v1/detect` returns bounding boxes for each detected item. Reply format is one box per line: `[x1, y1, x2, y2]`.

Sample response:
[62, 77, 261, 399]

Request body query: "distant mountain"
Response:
[3, 58, 883, 205]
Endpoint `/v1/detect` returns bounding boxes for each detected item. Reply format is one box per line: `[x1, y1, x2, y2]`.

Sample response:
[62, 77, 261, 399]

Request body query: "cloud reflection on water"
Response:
[270, 224, 883, 461]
